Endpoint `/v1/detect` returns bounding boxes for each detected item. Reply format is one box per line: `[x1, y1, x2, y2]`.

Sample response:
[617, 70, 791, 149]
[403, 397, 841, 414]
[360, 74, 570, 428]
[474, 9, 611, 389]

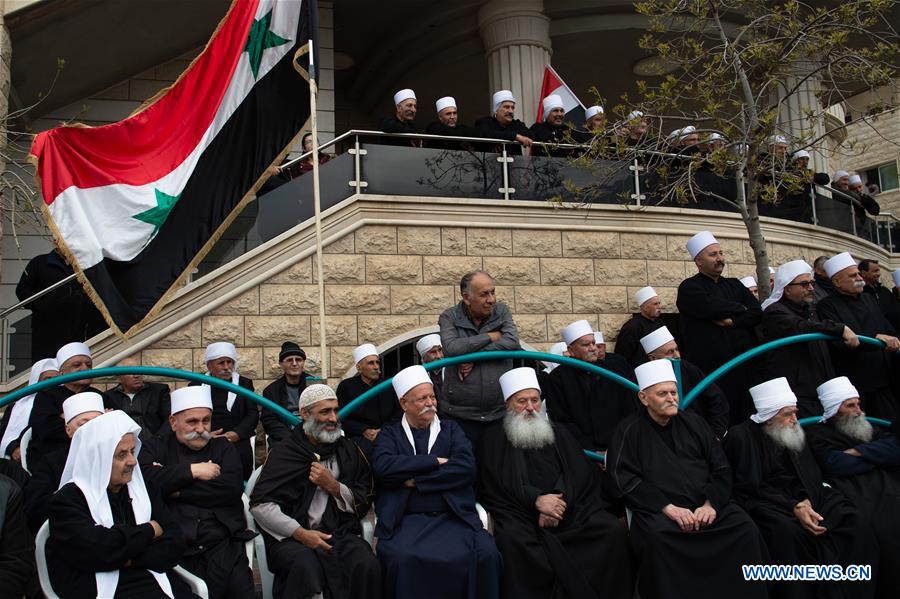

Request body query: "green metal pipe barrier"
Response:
[798, 416, 891, 428]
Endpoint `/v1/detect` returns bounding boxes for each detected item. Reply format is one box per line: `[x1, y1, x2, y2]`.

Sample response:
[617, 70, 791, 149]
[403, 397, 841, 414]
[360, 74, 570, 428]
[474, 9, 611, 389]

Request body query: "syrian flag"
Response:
[535, 65, 586, 125]
[29, 0, 316, 336]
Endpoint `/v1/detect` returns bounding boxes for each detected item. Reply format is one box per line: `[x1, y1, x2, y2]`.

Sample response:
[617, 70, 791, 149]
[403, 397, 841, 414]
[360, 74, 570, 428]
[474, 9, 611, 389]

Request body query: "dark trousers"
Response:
[180, 538, 254, 599]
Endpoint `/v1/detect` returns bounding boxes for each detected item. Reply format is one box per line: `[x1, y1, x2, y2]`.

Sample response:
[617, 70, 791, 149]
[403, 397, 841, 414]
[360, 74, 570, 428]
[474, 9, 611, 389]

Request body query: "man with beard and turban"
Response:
[47, 411, 189, 598]
[0, 358, 58, 462]
[677, 231, 763, 424]
[190, 342, 258, 479]
[139, 387, 255, 599]
[373, 365, 501, 599]
[817, 252, 900, 422]
[477, 367, 635, 599]
[250, 384, 381, 599]
[615, 287, 665, 368]
[530, 95, 578, 158]
[379, 89, 422, 148]
[608, 360, 767, 599]
[415, 333, 445, 404]
[724, 377, 879, 599]
[474, 90, 534, 155]
[807, 376, 900, 599]
[761, 259, 859, 419]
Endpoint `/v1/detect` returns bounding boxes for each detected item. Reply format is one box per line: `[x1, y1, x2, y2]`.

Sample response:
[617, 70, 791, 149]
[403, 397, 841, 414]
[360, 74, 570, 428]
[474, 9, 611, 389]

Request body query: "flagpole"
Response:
[309, 56, 329, 384]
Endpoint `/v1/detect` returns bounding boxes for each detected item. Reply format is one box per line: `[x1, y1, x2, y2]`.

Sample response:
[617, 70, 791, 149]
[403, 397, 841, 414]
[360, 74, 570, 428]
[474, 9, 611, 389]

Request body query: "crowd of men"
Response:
[1, 230, 899, 598]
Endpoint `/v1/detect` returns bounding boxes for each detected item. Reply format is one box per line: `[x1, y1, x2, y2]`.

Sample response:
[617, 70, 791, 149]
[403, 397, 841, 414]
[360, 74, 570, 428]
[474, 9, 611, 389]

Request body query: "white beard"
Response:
[834, 413, 873, 443]
[504, 410, 555, 449]
[764, 421, 806, 453]
[303, 418, 343, 444]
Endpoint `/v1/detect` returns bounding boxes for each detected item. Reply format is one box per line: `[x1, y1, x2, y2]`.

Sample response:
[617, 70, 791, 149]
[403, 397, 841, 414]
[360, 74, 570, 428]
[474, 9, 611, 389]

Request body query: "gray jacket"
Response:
[438, 301, 520, 422]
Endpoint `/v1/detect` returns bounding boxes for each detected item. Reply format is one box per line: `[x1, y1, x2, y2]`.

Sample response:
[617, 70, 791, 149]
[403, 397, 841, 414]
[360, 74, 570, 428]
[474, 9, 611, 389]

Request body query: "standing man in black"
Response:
[105, 356, 171, 440]
[474, 90, 533, 155]
[336, 343, 401, 457]
[859, 259, 900, 330]
[261, 342, 311, 449]
[615, 286, 664, 368]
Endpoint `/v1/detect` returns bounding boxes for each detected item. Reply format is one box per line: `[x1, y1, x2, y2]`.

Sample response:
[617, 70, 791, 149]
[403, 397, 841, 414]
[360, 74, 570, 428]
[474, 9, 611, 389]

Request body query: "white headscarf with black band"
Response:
[1, 358, 57, 457]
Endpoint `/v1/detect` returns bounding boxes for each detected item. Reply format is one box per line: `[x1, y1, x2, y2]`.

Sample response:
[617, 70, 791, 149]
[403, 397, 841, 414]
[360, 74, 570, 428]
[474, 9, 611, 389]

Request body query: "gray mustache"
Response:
[184, 430, 212, 441]
[418, 406, 437, 416]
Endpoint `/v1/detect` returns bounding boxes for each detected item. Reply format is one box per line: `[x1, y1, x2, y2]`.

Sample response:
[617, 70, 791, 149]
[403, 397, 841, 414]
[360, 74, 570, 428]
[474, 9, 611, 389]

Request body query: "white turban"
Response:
[170, 386, 213, 415]
[542, 341, 567, 373]
[594, 331, 605, 345]
[686, 231, 719, 259]
[352, 343, 378, 365]
[640, 326, 675, 355]
[298, 384, 338, 411]
[707, 132, 725, 142]
[739, 276, 757, 289]
[823, 252, 856, 279]
[626, 110, 644, 122]
[415, 334, 442, 359]
[792, 150, 810, 160]
[492, 90, 516, 114]
[892, 269, 900, 288]
[817, 377, 859, 423]
[62, 391, 105, 423]
[561, 320, 594, 345]
[393, 88, 416, 105]
[542, 94, 564, 119]
[767, 134, 788, 146]
[761, 260, 813, 310]
[635, 360, 676, 391]
[500, 367, 541, 401]
[56, 342, 91, 369]
[204, 342, 237, 364]
[635, 286, 658, 307]
[1, 358, 58, 457]
[668, 125, 696, 142]
[392, 365, 432, 399]
[584, 105, 604, 120]
[749, 377, 797, 424]
[833, 170, 849, 181]
[435, 96, 456, 113]
[848, 174, 862, 185]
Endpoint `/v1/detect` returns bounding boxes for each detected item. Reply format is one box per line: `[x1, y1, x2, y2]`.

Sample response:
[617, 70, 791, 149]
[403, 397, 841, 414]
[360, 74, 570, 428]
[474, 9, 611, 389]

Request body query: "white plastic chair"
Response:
[19, 428, 32, 474]
[245, 466, 276, 599]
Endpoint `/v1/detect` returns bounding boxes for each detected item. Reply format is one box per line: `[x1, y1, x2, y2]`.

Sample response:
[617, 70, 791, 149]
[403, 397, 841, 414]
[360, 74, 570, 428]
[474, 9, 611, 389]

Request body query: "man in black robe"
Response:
[724, 377, 879, 599]
[373, 365, 501, 599]
[677, 231, 762, 424]
[105, 356, 171, 440]
[425, 96, 501, 150]
[639, 326, 730, 439]
[530, 94, 582, 158]
[336, 343, 402, 456]
[0, 357, 58, 462]
[474, 89, 533, 155]
[859, 259, 900, 332]
[616, 286, 665, 368]
[807, 376, 900, 599]
[0, 472, 37, 598]
[378, 88, 422, 147]
[608, 360, 767, 599]
[250, 384, 380, 599]
[477, 366, 635, 599]
[261, 341, 311, 448]
[415, 333, 445, 404]
[139, 386, 255, 599]
[816, 252, 900, 422]
[761, 260, 859, 418]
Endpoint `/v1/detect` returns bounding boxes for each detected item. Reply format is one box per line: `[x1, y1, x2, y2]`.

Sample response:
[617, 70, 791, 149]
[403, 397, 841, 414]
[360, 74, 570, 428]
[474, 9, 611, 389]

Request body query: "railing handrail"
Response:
[0, 272, 77, 319]
[814, 182, 869, 211]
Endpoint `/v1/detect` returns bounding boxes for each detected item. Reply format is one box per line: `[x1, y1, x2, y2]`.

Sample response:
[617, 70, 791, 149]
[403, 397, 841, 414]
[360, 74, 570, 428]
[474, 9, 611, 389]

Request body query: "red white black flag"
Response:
[535, 65, 586, 125]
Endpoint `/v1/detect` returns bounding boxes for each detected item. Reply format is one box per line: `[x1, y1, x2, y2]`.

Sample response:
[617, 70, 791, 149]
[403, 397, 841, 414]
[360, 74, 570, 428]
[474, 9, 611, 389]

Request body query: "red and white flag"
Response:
[535, 65, 585, 124]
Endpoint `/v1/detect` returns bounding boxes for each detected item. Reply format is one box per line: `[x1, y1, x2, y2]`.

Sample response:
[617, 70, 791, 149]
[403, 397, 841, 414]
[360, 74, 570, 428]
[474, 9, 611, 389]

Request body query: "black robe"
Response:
[762, 298, 843, 418]
[615, 314, 664, 368]
[473, 115, 532, 155]
[24, 443, 67, 534]
[139, 434, 255, 599]
[476, 423, 635, 599]
[0, 473, 37, 598]
[261, 374, 311, 446]
[189, 376, 258, 479]
[27, 385, 108, 467]
[104, 382, 171, 440]
[250, 428, 379, 599]
[678, 359, 730, 440]
[608, 410, 767, 599]
[424, 121, 493, 150]
[336, 375, 402, 456]
[529, 121, 580, 157]
[677, 273, 763, 424]
[864, 283, 900, 332]
[817, 291, 899, 422]
[48, 482, 188, 598]
[724, 422, 879, 599]
[378, 116, 421, 147]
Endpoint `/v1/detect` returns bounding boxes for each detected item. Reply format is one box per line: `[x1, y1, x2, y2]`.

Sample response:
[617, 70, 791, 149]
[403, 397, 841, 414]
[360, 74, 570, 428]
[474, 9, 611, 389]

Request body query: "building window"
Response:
[862, 161, 899, 193]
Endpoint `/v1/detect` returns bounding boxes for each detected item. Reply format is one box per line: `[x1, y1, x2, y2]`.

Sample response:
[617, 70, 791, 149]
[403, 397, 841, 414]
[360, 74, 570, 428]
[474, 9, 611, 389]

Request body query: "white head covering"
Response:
[739, 276, 757, 289]
[848, 174, 862, 185]
[415, 334, 442, 359]
[686, 231, 719, 259]
[768, 266, 776, 275]
[561, 319, 594, 345]
[668, 125, 696, 142]
[353, 343, 379, 365]
[60, 411, 173, 598]
[1, 358, 58, 456]
[435, 96, 456, 113]
[542, 94, 564, 118]
[62, 392, 105, 423]
[892, 269, 900, 287]
[761, 260, 813, 310]
[492, 90, 516, 113]
[792, 150, 810, 160]
[640, 326, 675, 355]
[749, 377, 797, 424]
[392, 365, 432, 399]
[393, 88, 416, 105]
[635, 286, 658, 307]
[767, 134, 788, 146]
[298, 384, 338, 412]
[817, 377, 859, 423]
[170, 386, 213, 415]
[202, 341, 240, 411]
[584, 105, 604, 119]
[56, 342, 91, 369]
[542, 341, 567, 373]
[833, 169, 849, 181]
[823, 252, 856, 278]
[594, 331, 605, 345]
[635, 360, 677, 391]
[500, 367, 541, 401]
[707, 132, 725, 142]
[626, 110, 644, 122]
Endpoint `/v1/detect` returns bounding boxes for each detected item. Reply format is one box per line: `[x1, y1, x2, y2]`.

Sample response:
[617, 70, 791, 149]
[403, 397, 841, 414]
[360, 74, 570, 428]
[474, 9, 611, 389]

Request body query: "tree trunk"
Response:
[741, 174, 771, 298]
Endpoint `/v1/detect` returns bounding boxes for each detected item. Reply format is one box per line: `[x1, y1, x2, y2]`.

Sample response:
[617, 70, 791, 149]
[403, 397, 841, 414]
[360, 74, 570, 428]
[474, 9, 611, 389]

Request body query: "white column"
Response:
[478, 0, 551, 125]
[776, 71, 828, 173]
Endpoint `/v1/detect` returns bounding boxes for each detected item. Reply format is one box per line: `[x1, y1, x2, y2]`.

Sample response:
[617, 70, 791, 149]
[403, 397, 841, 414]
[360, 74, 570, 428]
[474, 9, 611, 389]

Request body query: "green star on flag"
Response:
[133, 188, 180, 238]
[244, 10, 290, 79]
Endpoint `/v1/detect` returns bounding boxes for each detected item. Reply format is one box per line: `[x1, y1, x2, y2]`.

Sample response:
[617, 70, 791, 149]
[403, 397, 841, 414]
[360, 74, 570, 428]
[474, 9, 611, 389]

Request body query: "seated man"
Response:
[373, 365, 501, 599]
[105, 356, 171, 440]
[139, 387, 255, 599]
[608, 361, 767, 599]
[336, 343, 401, 456]
[724, 377, 879, 599]
[48, 411, 187, 598]
[0, 357, 58, 461]
[808, 376, 900, 598]
[415, 333, 444, 403]
[261, 341, 312, 448]
[250, 384, 380, 599]
[477, 367, 634, 599]
[25, 392, 105, 533]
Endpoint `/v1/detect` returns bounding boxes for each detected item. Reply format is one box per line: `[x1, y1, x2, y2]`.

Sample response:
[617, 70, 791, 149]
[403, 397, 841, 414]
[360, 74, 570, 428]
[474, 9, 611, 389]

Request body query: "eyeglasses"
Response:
[786, 280, 815, 288]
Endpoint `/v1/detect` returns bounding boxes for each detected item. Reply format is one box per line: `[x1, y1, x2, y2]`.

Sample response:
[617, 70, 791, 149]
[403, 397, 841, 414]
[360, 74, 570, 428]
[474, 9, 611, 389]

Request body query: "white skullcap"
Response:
[56, 342, 91, 368]
[635, 360, 677, 391]
[823, 252, 856, 279]
[892, 269, 900, 287]
[543, 341, 567, 373]
[749, 377, 797, 423]
[435, 96, 456, 113]
[393, 88, 416, 105]
[848, 174, 862, 185]
[626, 110, 644, 122]
[792, 150, 810, 160]
[739, 276, 757, 289]
[204, 341, 237, 364]
[500, 367, 541, 401]
[686, 231, 719, 259]
[833, 170, 849, 180]
[492, 90, 516, 114]
[767, 134, 788, 146]
[707, 132, 725, 142]
[63, 391, 105, 423]
[668, 125, 696, 141]
[170, 386, 213, 415]
[594, 331, 605, 345]
[768, 266, 776, 275]
[817, 376, 859, 422]
[299, 384, 338, 411]
[392, 365, 432, 399]
[561, 320, 594, 345]
[542, 94, 564, 118]
[352, 343, 378, 364]
[635, 286, 658, 307]
[415, 334, 442, 358]
[640, 326, 675, 355]
[761, 260, 813, 310]
[584, 105, 604, 119]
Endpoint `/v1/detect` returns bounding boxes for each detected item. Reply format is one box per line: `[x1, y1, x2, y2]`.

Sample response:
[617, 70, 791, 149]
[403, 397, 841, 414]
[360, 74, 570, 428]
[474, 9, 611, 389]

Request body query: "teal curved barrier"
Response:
[798, 415, 891, 428]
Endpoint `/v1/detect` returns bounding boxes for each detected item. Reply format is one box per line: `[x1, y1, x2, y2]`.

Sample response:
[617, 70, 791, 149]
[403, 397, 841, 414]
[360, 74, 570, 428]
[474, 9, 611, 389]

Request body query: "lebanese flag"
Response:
[535, 65, 586, 125]
[29, 0, 314, 336]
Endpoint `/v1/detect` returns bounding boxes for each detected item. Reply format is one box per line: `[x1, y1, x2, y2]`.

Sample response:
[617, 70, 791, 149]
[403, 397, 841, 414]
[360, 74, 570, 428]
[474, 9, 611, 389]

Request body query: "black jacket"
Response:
[473, 116, 532, 155]
[105, 382, 171, 439]
[261, 374, 311, 445]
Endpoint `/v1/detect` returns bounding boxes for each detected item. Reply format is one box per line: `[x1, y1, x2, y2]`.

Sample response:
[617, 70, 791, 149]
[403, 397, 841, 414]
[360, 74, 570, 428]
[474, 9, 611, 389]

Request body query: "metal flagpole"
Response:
[308, 34, 328, 382]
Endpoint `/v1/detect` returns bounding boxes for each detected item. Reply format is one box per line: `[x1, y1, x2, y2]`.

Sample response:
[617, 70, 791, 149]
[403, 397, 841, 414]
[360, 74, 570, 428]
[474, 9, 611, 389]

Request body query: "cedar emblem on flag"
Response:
[28, 0, 316, 336]
[535, 65, 586, 125]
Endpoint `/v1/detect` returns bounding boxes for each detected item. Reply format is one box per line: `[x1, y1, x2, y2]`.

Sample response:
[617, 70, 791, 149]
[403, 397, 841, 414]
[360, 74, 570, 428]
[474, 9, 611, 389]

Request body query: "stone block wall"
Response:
[839, 107, 900, 214]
